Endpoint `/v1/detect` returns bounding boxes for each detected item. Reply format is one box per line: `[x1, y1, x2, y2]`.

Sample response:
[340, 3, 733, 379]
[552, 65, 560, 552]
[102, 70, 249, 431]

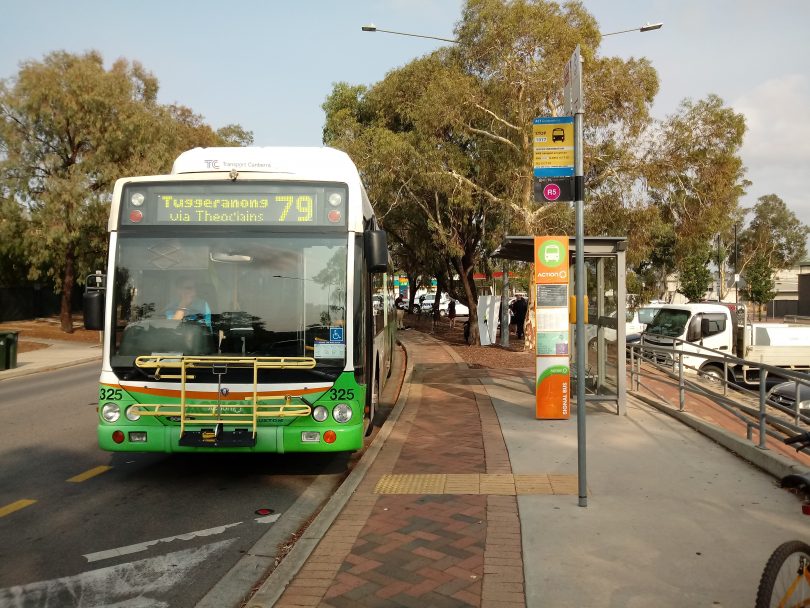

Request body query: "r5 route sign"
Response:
[534, 177, 574, 203]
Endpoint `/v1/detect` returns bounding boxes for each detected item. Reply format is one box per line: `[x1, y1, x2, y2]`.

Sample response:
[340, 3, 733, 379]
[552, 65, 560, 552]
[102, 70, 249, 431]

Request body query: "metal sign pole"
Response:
[574, 111, 587, 508]
[565, 45, 588, 508]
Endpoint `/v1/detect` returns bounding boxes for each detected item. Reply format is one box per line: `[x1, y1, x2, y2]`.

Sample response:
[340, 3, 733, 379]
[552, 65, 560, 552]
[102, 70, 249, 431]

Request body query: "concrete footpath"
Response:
[247, 332, 808, 608]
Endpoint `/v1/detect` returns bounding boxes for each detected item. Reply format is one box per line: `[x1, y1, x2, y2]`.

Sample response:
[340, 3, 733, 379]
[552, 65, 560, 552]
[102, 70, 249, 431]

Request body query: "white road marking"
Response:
[83, 522, 241, 563]
[84, 513, 281, 563]
[0, 539, 235, 608]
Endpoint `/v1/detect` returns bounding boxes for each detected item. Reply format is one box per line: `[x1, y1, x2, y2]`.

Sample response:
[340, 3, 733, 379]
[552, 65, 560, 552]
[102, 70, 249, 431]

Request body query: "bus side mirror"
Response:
[365, 230, 388, 273]
[84, 272, 106, 331]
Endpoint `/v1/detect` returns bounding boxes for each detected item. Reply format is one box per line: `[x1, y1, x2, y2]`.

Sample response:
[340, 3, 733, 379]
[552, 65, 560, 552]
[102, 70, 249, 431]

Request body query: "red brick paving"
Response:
[274, 332, 526, 607]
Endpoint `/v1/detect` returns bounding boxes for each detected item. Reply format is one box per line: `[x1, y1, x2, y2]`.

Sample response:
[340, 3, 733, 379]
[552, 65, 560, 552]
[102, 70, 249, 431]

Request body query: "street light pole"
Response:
[734, 223, 739, 305]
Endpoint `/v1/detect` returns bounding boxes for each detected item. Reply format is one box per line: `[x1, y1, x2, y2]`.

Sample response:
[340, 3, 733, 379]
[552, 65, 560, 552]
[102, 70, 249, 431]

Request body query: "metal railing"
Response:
[628, 337, 810, 453]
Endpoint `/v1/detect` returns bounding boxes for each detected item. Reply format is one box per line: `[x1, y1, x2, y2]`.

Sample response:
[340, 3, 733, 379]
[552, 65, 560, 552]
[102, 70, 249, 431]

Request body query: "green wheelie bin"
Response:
[0, 331, 19, 369]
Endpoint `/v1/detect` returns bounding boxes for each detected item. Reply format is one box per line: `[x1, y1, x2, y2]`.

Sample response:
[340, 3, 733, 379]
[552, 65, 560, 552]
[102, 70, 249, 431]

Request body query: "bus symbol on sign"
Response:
[543, 183, 561, 201]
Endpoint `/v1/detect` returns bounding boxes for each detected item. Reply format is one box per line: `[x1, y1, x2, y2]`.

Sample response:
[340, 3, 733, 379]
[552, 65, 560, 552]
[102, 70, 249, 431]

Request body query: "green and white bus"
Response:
[84, 147, 395, 453]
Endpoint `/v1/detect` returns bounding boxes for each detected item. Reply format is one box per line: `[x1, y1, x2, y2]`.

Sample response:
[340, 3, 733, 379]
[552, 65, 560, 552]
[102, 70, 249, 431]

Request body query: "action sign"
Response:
[533, 116, 575, 178]
[534, 236, 570, 420]
[534, 177, 574, 203]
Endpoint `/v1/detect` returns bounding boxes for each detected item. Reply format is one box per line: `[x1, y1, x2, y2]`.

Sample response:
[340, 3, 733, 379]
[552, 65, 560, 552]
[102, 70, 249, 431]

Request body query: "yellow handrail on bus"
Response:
[132, 355, 317, 437]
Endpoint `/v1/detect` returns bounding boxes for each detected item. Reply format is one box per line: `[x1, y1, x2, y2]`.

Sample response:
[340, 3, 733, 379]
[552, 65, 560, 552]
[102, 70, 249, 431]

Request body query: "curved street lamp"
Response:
[601, 22, 663, 36]
[361, 24, 459, 44]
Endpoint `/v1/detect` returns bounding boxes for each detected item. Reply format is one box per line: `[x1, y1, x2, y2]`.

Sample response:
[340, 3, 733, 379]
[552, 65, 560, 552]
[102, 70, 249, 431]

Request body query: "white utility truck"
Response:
[641, 303, 810, 385]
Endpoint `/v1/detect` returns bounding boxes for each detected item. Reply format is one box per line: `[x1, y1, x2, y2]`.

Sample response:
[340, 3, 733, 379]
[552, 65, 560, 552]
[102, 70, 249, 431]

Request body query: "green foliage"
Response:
[738, 194, 809, 272]
[0, 50, 252, 329]
[640, 95, 749, 287]
[741, 253, 776, 317]
[676, 250, 712, 302]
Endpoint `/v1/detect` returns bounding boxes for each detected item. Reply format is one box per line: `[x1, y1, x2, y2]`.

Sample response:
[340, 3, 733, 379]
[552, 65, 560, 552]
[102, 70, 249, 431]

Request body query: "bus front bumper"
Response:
[97, 423, 363, 453]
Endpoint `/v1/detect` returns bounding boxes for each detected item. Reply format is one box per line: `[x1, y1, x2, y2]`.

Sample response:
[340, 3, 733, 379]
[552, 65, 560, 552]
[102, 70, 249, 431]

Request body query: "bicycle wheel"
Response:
[756, 540, 810, 608]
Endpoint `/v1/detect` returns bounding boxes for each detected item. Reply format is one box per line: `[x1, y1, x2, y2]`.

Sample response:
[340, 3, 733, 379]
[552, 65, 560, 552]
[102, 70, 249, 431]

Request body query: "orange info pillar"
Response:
[534, 237, 571, 419]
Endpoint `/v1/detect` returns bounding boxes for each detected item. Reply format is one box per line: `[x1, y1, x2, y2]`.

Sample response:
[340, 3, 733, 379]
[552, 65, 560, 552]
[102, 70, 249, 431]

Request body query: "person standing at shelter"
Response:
[395, 294, 405, 329]
[512, 293, 528, 339]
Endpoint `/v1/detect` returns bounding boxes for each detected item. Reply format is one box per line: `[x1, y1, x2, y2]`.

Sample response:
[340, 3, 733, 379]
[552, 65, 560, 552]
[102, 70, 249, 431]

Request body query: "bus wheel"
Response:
[365, 372, 379, 437]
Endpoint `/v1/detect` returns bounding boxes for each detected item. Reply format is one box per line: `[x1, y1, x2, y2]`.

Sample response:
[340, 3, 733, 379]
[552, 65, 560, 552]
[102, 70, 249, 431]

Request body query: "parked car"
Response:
[420, 294, 469, 316]
[768, 380, 810, 411]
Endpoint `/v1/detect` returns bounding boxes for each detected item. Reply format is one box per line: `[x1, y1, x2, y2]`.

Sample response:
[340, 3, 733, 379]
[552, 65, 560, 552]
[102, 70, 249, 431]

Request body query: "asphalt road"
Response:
[0, 362, 360, 608]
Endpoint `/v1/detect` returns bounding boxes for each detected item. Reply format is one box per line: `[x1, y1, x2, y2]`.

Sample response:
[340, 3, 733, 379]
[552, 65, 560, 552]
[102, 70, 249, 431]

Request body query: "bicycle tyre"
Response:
[755, 540, 810, 608]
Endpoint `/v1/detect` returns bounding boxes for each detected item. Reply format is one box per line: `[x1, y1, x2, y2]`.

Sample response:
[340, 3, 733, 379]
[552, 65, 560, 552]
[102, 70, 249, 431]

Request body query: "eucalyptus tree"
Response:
[738, 194, 808, 272]
[324, 0, 660, 345]
[0, 50, 252, 331]
[642, 95, 749, 293]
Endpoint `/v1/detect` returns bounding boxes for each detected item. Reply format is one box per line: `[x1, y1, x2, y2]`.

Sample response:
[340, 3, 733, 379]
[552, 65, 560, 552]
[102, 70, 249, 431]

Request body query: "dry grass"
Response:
[403, 312, 534, 369]
[0, 317, 101, 352]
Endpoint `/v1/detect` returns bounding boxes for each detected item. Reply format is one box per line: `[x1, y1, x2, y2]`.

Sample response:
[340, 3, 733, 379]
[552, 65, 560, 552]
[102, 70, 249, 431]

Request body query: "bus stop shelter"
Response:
[493, 235, 628, 415]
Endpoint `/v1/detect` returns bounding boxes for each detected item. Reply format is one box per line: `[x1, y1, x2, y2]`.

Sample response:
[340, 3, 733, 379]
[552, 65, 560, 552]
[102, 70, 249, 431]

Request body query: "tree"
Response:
[0, 51, 252, 331]
[323, 0, 660, 347]
[641, 95, 749, 295]
[738, 194, 809, 274]
[677, 250, 712, 302]
[741, 253, 776, 320]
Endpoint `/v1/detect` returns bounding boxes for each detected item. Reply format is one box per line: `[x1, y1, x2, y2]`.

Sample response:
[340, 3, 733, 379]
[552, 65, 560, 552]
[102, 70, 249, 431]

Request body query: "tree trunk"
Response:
[60, 247, 75, 333]
[455, 256, 479, 344]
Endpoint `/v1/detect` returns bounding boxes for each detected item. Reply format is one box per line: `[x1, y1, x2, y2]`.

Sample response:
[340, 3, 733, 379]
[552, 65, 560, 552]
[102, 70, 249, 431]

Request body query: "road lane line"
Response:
[67, 465, 113, 483]
[0, 499, 36, 518]
[84, 522, 243, 562]
[83, 513, 282, 563]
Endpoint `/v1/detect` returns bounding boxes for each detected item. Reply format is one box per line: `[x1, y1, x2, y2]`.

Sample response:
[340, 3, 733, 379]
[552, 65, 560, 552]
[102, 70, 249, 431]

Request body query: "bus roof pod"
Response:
[171, 146, 357, 179]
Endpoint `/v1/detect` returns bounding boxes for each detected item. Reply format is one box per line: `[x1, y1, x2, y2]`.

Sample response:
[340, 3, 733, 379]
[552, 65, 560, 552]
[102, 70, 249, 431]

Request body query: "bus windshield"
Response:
[644, 308, 690, 338]
[111, 232, 347, 381]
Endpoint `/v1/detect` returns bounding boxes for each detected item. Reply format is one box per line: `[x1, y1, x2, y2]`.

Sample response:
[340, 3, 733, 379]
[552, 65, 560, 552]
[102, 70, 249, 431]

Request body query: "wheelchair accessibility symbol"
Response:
[329, 327, 344, 342]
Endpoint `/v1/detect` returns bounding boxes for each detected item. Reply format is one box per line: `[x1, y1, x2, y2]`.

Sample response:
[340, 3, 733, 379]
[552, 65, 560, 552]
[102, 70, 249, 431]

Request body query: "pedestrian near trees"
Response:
[448, 299, 457, 328]
[395, 294, 405, 329]
[511, 294, 528, 339]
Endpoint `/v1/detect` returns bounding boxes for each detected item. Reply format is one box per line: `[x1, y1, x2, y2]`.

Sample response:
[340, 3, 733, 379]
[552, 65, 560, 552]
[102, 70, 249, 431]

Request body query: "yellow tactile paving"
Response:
[374, 473, 578, 495]
[514, 475, 554, 495]
[374, 474, 446, 494]
[444, 473, 480, 494]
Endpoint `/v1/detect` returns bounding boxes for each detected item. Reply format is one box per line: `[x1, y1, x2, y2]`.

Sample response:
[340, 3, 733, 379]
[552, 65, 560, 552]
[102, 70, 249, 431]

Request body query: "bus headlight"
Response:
[125, 405, 141, 421]
[333, 403, 352, 423]
[312, 406, 328, 422]
[328, 192, 343, 207]
[101, 403, 120, 423]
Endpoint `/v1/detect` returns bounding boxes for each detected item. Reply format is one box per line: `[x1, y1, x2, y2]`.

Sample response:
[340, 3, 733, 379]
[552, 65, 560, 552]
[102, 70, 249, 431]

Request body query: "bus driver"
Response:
[166, 278, 212, 327]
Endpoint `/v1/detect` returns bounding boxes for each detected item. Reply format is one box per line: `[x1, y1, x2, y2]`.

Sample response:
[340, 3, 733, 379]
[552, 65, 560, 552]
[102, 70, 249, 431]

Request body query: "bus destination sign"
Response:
[121, 183, 347, 227]
[157, 194, 317, 224]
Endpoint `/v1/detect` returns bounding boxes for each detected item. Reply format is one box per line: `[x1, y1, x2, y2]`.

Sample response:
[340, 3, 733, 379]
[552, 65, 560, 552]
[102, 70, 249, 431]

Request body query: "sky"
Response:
[2, 0, 809, 237]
